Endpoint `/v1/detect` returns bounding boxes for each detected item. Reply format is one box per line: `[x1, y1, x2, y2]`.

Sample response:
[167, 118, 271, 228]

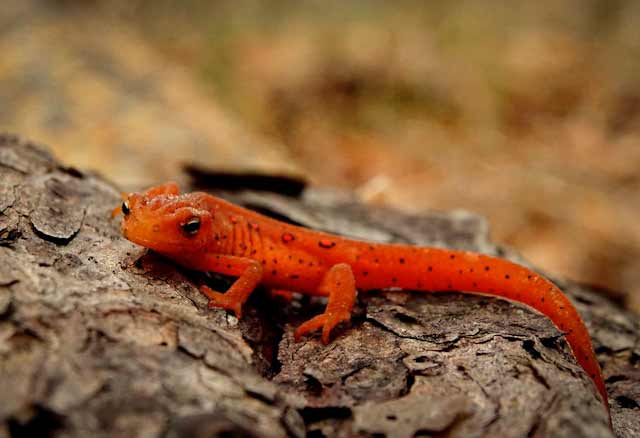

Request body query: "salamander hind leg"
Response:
[294, 263, 356, 344]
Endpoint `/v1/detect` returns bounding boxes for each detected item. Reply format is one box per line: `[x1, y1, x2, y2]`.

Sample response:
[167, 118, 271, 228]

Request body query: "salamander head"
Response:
[118, 182, 215, 255]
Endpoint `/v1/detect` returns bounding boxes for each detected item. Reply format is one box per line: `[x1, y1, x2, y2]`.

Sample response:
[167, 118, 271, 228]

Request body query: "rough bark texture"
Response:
[0, 135, 638, 438]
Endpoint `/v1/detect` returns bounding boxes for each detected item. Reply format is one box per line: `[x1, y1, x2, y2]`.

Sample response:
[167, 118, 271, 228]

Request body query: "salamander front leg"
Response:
[197, 255, 263, 319]
[294, 263, 356, 344]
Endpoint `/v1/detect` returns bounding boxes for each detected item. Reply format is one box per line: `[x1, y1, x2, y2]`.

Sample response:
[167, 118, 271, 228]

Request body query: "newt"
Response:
[115, 182, 608, 413]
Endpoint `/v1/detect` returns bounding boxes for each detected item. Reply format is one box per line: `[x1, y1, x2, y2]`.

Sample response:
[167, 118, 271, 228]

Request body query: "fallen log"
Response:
[0, 135, 637, 437]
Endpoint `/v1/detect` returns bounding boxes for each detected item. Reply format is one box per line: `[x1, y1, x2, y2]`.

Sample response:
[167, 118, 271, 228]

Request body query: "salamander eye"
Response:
[122, 200, 130, 215]
[181, 217, 201, 235]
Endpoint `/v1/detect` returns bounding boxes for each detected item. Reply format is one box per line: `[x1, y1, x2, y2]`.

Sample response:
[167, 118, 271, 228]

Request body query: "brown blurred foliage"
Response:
[1, 0, 639, 310]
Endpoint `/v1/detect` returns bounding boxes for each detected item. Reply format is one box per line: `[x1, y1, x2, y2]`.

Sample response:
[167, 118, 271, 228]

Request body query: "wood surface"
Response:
[0, 135, 637, 437]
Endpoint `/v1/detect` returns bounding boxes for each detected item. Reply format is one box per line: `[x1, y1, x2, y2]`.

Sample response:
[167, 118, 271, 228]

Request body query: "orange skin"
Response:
[117, 183, 608, 414]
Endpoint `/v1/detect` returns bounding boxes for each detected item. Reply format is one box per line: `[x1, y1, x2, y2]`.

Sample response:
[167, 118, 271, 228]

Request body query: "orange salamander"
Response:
[116, 182, 608, 412]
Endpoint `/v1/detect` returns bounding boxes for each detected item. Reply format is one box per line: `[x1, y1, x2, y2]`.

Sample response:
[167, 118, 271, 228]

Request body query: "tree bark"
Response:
[0, 135, 637, 437]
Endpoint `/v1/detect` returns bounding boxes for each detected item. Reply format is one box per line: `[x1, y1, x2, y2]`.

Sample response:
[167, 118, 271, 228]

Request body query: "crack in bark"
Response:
[526, 361, 552, 391]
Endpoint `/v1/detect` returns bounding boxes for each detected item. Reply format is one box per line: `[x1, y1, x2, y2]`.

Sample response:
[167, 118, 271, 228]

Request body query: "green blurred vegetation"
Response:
[120, 0, 640, 142]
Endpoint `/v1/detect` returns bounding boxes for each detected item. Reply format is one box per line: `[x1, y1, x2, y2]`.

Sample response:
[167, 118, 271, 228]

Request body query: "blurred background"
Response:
[1, 0, 639, 310]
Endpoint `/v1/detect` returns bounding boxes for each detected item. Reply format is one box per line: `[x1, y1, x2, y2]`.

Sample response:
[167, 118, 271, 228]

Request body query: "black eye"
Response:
[122, 200, 130, 215]
[181, 217, 201, 235]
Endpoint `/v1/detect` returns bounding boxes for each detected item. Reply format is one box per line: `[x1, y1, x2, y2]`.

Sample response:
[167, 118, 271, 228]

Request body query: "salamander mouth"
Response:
[123, 229, 198, 254]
